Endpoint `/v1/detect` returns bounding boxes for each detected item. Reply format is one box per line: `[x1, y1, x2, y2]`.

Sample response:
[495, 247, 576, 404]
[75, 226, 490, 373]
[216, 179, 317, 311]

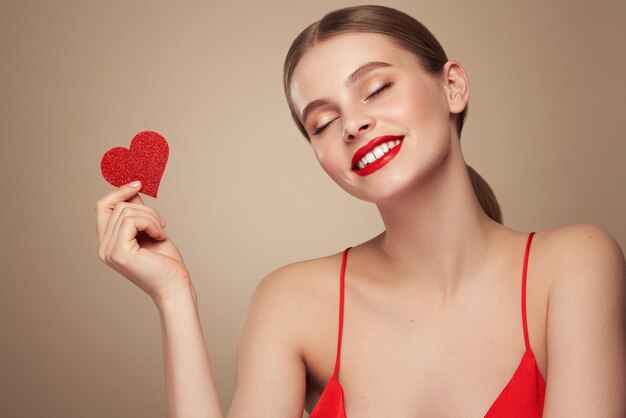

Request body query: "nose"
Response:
[342, 111, 375, 142]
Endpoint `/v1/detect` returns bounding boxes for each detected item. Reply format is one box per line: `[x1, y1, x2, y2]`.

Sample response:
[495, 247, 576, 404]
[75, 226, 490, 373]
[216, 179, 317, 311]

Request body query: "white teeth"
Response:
[355, 138, 403, 169]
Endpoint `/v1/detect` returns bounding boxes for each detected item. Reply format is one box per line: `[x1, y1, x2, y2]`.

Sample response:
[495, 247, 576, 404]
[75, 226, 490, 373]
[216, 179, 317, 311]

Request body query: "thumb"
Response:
[95, 180, 144, 239]
[118, 180, 143, 203]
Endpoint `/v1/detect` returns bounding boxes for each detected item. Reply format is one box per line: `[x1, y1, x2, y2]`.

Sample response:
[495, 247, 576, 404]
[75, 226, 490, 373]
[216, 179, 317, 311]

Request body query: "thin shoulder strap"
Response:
[521, 232, 536, 352]
[332, 247, 351, 379]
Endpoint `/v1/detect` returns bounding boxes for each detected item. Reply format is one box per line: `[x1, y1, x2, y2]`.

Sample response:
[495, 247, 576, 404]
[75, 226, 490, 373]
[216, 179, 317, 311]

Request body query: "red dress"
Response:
[310, 232, 546, 417]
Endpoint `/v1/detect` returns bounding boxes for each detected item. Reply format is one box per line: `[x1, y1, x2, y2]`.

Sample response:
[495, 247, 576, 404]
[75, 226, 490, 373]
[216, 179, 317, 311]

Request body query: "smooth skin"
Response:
[96, 33, 626, 417]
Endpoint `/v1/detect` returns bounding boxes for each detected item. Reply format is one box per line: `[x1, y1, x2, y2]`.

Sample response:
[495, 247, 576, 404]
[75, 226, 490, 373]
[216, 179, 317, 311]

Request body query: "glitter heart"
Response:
[100, 131, 169, 198]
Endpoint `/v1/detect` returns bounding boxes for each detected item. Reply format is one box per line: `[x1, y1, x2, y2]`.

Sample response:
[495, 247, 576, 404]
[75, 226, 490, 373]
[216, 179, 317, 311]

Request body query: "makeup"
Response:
[351, 135, 404, 176]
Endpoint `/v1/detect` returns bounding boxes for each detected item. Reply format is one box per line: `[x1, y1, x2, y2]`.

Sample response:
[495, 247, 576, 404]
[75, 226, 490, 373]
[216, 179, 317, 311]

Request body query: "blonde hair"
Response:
[283, 5, 502, 223]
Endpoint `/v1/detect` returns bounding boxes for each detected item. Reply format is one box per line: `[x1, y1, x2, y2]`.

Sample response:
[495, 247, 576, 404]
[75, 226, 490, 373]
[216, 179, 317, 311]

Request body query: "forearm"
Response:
[157, 283, 224, 418]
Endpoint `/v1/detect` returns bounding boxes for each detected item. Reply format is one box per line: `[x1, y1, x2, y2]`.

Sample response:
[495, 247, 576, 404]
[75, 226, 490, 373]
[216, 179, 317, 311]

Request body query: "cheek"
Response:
[385, 83, 447, 132]
[313, 144, 340, 174]
[313, 142, 349, 186]
[313, 145, 324, 161]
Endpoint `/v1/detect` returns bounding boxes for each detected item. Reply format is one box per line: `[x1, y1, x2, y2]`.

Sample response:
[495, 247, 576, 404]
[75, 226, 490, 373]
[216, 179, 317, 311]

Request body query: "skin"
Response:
[95, 32, 626, 417]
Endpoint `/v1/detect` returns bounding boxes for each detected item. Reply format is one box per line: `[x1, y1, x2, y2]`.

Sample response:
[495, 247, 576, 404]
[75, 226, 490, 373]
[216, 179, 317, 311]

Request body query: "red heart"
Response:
[100, 131, 169, 198]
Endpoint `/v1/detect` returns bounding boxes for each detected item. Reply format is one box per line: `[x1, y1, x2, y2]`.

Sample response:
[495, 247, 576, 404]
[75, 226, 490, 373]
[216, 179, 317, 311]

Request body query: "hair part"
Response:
[283, 5, 502, 224]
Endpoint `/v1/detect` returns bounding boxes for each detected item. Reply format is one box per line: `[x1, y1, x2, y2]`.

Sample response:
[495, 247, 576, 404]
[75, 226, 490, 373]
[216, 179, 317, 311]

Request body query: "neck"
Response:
[372, 140, 505, 295]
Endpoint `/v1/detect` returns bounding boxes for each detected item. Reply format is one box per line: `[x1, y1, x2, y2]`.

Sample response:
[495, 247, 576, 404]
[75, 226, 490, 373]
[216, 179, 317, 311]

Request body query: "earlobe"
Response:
[443, 60, 470, 114]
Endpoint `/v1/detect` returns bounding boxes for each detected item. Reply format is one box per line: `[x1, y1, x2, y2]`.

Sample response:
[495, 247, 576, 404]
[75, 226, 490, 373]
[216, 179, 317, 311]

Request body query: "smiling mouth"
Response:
[351, 135, 404, 176]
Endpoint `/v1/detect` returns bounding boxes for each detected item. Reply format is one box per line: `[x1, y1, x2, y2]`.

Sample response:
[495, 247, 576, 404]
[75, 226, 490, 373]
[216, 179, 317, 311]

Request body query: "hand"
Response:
[95, 181, 191, 306]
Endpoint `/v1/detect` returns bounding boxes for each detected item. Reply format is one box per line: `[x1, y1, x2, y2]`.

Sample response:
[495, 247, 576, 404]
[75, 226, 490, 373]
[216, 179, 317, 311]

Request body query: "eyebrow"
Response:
[345, 61, 392, 88]
[300, 61, 393, 126]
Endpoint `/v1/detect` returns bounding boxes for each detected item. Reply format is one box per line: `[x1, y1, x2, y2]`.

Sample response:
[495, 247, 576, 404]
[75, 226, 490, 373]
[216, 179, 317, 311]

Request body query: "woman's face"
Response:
[289, 32, 468, 203]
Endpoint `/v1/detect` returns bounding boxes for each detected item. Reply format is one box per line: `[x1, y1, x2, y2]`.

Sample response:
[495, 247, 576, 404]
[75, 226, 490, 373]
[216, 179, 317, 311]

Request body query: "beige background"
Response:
[1, 0, 624, 416]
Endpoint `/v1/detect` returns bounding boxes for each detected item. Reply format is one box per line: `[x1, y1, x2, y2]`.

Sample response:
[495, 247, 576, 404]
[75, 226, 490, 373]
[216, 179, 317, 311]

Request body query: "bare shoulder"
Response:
[241, 250, 345, 349]
[537, 223, 626, 324]
[534, 222, 623, 249]
[250, 251, 344, 310]
[229, 251, 344, 416]
[538, 223, 626, 415]
[534, 223, 625, 316]
[537, 223, 625, 287]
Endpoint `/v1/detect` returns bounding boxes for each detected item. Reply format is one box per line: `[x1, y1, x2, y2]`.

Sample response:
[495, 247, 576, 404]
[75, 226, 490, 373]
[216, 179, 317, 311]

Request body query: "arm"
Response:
[543, 224, 626, 417]
[95, 184, 225, 418]
[157, 283, 224, 418]
[96, 184, 308, 417]
[157, 265, 309, 418]
[227, 265, 309, 417]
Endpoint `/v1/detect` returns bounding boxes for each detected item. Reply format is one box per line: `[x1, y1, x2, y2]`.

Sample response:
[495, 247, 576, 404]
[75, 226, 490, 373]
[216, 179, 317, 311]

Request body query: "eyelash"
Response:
[366, 82, 392, 99]
[313, 124, 330, 136]
[311, 82, 393, 136]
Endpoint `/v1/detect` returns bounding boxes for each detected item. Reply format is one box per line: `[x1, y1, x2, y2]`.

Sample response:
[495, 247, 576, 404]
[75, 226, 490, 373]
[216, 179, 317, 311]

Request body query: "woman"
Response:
[95, 5, 626, 417]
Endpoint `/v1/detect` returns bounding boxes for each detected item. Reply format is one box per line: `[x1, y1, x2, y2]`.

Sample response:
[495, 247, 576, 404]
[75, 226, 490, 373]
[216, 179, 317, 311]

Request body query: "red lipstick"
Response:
[351, 135, 404, 177]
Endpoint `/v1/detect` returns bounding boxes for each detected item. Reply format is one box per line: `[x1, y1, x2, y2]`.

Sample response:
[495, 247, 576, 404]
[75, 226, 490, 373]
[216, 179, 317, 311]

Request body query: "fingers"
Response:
[126, 193, 166, 227]
[128, 194, 166, 226]
[95, 181, 142, 240]
[100, 209, 166, 265]
[127, 193, 144, 206]
[107, 215, 166, 262]
[96, 181, 168, 262]
[103, 203, 165, 246]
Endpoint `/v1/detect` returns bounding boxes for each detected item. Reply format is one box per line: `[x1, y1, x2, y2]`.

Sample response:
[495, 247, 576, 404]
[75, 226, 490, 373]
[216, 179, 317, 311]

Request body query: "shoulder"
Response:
[250, 251, 344, 306]
[537, 223, 625, 287]
[230, 252, 346, 416]
[539, 224, 626, 414]
[535, 222, 622, 249]
[536, 223, 625, 311]
[539, 223, 625, 324]
[240, 251, 345, 347]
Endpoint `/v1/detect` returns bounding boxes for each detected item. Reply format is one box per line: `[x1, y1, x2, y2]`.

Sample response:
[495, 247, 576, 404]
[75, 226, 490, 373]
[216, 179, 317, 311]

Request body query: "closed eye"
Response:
[311, 83, 392, 136]
[366, 82, 392, 100]
[312, 118, 337, 136]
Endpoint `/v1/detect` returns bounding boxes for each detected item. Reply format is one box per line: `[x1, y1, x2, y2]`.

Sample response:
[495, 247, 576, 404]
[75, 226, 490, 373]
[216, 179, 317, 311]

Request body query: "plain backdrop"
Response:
[1, 0, 624, 417]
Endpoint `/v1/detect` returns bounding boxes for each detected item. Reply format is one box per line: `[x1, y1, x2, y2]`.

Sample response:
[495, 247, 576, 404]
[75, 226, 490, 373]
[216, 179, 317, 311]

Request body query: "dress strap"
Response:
[521, 232, 536, 352]
[332, 247, 351, 379]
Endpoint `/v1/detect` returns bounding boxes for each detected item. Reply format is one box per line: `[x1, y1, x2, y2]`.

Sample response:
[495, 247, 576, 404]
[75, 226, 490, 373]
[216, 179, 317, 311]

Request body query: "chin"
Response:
[341, 170, 418, 204]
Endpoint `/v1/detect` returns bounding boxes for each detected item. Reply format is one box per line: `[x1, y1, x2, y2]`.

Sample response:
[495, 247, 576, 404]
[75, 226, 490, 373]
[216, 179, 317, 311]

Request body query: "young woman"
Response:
[95, 5, 626, 417]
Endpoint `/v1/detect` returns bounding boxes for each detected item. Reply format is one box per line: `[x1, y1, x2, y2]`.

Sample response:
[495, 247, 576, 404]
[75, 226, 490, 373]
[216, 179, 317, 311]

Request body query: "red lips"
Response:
[351, 135, 404, 176]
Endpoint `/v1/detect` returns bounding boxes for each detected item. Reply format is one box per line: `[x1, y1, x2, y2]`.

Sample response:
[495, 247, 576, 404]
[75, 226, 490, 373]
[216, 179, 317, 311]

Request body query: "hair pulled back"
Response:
[283, 5, 502, 223]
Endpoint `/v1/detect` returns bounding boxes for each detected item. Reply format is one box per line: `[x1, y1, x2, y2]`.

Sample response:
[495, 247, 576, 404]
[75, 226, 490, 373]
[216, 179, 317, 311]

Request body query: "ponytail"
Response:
[466, 164, 502, 224]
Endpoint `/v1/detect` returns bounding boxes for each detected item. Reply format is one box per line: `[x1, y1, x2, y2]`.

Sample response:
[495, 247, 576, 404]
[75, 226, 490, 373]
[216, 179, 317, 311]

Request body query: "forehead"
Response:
[290, 32, 422, 113]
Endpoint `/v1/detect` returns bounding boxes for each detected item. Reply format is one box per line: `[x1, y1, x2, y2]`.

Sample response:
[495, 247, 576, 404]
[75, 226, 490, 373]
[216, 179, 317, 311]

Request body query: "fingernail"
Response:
[159, 216, 166, 227]
[128, 180, 141, 188]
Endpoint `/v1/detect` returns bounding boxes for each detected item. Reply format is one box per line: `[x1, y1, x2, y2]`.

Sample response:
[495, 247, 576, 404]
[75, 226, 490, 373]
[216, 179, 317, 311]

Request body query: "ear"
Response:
[442, 60, 469, 114]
